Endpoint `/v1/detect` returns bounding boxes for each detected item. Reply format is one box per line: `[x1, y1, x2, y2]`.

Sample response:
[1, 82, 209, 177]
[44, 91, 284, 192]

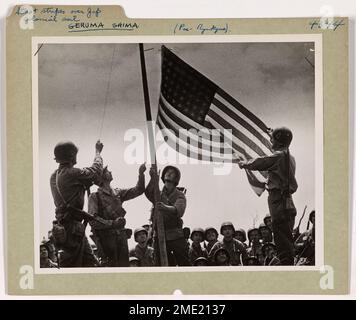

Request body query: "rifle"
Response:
[293, 205, 307, 240]
[297, 205, 307, 231]
[67, 205, 112, 227]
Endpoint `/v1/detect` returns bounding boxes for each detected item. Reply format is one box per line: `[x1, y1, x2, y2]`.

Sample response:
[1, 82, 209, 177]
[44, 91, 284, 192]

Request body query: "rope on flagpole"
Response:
[99, 44, 117, 139]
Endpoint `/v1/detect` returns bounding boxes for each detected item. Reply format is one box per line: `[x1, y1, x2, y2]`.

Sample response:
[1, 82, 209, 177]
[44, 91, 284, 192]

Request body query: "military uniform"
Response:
[247, 242, 264, 265]
[204, 227, 219, 255]
[50, 153, 103, 268]
[40, 241, 59, 268]
[129, 244, 155, 267]
[88, 173, 145, 267]
[40, 258, 58, 268]
[212, 247, 231, 266]
[234, 228, 248, 248]
[189, 243, 208, 265]
[145, 178, 190, 267]
[209, 238, 247, 266]
[259, 223, 273, 243]
[262, 243, 281, 266]
[294, 228, 315, 266]
[205, 240, 218, 256]
[242, 148, 298, 266]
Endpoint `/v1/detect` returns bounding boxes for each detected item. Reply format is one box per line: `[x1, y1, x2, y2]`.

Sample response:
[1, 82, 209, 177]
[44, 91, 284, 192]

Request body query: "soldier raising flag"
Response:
[145, 165, 190, 266]
[50, 140, 104, 267]
[88, 163, 146, 267]
[238, 127, 298, 265]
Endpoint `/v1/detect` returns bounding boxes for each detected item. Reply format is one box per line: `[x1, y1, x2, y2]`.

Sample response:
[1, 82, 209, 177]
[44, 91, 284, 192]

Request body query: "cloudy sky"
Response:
[38, 42, 315, 248]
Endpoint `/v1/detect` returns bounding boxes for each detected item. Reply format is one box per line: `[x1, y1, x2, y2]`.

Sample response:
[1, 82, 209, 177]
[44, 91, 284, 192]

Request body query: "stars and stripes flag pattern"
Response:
[156, 45, 272, 196]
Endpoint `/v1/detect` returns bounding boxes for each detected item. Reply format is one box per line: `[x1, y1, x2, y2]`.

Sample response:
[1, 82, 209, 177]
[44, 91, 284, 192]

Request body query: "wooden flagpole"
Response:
[138, 43, 168, 266]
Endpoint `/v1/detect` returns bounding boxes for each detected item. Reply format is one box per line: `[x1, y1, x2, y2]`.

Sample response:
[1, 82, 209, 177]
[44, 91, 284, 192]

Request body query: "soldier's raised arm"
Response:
[144, 164, 158, 204]
[238, 153, 280, 172]
[77, 140, 104, 185]
[118, 163, 146, 202]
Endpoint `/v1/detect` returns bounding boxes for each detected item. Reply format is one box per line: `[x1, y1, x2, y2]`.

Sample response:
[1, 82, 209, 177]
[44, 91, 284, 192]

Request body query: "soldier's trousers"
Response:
[155, 237, 190, 266]
[60, 235, 98, 268]
[98, 231, 129, 267]
[268, 190, 296, 266]
[167, 238, 190, 266]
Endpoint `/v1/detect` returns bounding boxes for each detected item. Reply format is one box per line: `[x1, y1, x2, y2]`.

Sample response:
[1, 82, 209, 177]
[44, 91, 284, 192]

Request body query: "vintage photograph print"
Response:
[33, 37, 322, 272]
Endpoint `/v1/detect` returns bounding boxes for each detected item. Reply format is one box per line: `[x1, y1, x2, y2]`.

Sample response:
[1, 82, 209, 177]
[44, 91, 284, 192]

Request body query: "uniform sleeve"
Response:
[238, 241, 248, 263]
[203, 248, 208, 259]
[118, 173, 145, 202]
[188, 247, 193, 262]
[173, 192, 186, 218]
[208, 242, 221, 263]
[88, 193, 113, 230]
[144, 177, 155, 204]
[77, 154, 103, 186]
[242, 153, 280, 171]
[162, 191, 187, 221]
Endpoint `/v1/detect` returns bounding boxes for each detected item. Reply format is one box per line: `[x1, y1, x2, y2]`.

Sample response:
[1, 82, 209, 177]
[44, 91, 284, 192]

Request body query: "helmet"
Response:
[129, 256, 141, 266]
[54, 141, 78, 163]
[205, 227, 218, 240]
[220, 221, 235, 234]
[271, 127, 293, 148]
[213, 247, 230, 264]
[309, 210, 315, 221]
[125, 228, 133, 239]
[220, 222, 235, 234]
[161, 166, 181, 186]
[183, 227, 191, 239]
[247, 228, 259, 241]
[190, 228, 205, 241]
[134, 227, 148, 241]
[259, 223, 268, 230]
[40, 239, 51, 253]
[263, 214, 271, 225]
[234, 228, 247, 242]
[193, 257, 208, 266]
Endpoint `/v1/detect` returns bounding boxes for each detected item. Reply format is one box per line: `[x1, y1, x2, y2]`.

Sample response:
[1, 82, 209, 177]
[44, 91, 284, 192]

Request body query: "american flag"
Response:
[156, 45, 272, 196]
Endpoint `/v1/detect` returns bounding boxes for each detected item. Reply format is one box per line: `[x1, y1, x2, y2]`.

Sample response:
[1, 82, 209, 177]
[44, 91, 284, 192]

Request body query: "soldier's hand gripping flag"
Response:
[156, 45, 272, 196]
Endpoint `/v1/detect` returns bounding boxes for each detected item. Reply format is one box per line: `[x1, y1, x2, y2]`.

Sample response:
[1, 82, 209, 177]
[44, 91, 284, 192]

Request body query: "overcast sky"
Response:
[38, 42, 315, 248]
